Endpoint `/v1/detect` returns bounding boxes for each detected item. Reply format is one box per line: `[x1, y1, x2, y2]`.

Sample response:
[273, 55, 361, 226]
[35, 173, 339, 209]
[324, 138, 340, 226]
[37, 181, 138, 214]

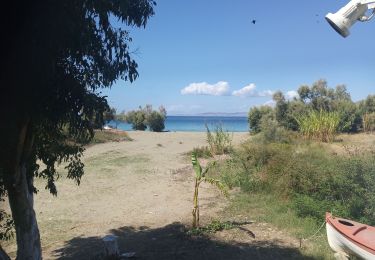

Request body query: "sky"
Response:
[103, 0, 375, 115]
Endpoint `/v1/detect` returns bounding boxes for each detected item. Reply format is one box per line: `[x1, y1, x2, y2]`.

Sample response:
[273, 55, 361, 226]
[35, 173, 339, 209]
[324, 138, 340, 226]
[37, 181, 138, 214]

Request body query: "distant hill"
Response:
[169, 112, 248, 117]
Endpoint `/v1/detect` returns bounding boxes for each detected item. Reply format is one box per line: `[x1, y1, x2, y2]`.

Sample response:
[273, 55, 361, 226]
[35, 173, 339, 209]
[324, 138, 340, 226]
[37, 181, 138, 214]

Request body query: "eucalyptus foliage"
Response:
[0, 1, 155, 258]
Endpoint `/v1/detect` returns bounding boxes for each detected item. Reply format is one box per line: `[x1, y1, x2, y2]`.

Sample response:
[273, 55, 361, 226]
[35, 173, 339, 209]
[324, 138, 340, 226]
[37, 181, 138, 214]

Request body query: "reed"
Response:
[362, 112, 375, 133]
[296, 110, 340, 142]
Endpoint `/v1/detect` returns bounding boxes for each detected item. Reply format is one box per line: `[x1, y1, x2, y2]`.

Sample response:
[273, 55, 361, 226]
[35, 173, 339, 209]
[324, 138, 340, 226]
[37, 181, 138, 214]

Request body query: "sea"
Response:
[111, 116, 249, 132]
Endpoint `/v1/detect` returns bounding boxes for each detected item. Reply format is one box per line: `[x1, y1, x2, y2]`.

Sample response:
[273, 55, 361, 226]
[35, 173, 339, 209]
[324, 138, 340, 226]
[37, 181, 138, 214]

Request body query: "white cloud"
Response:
[181, 81, 230, 96]
[285, 90, 299, 100]
[180, 81, 275, 99]
[264, 100, 276, 107]
[232, 83, 274, 98]
[232, 84, 256, 97]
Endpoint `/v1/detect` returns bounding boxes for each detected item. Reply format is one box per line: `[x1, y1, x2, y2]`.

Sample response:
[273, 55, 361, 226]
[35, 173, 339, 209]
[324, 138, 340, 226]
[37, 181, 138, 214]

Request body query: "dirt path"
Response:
[3, 131, 307, 259]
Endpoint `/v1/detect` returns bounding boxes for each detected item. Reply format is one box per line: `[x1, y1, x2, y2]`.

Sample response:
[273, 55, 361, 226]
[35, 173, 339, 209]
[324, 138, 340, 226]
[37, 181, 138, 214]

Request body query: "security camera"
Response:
[325, 0, 375, 37]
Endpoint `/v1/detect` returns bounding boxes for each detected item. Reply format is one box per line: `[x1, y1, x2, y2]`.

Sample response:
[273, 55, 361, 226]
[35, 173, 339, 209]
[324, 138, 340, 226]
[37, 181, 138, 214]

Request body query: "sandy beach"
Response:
[4, 131, 249, 258]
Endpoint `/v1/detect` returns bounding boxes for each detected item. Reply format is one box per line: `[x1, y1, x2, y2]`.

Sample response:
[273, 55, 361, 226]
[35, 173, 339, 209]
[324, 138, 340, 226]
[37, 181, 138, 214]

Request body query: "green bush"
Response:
[125, 110, 147, 130]
[206, 123, 232, 156]
[257, 117, 292, 144]
[147, 111, 165, 132]
[217, 136, 375, 225]
[191, 146, 212, 158]
[125, 105, 167, 131]
[248, 106, 274, 134]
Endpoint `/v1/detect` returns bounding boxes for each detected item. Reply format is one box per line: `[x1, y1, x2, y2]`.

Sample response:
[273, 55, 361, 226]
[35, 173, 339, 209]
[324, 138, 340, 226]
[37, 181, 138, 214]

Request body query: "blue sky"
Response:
[103, 0, 375, 115]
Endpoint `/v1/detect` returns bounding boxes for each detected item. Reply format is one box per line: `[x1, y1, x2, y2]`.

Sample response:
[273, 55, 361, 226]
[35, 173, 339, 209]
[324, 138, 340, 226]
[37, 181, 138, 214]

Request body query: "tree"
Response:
[103, 108, 117, 125]
[125, 108, 148, 131]
[248, 106, 274, 133]
[146, 106, 167, 132]
[273, 91, 288, 128]
[125, 105, 167, 132]
[0, 1, 155, 259]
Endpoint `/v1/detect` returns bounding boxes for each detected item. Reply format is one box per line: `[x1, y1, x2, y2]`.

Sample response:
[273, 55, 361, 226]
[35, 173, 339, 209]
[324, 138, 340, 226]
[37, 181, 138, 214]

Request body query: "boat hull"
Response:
[326, 222, 375, 259]
[326, 212, 375, 259]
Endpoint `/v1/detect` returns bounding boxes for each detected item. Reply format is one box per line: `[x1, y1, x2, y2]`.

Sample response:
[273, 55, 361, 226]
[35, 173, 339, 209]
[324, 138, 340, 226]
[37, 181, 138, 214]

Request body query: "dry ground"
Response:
[2, 131, 310, 259]
[323, 132, 375, 155]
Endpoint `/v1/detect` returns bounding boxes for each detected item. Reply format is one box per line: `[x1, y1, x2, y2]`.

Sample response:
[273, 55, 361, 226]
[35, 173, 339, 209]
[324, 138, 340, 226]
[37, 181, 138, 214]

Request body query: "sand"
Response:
[4, 131, 249, 258]
[3, 131, 312, 259]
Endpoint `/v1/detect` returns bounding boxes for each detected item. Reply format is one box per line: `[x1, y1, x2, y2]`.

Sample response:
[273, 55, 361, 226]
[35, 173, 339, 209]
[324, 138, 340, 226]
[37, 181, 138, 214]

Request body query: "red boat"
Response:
[326, 212, 375, 259]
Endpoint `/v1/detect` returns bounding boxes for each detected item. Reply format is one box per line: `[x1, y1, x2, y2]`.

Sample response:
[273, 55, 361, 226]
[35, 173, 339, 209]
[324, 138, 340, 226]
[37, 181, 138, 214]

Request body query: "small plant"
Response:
[187, 219, 237, 236]
[191, 152, 228, 228]
[205, 123, 232, 156]
[192, 146, 212, 158]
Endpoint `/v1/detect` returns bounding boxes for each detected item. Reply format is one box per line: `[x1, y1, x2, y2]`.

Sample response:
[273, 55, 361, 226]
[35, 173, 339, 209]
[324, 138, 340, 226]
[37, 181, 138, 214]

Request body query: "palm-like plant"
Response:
[191, 152, 228, 228]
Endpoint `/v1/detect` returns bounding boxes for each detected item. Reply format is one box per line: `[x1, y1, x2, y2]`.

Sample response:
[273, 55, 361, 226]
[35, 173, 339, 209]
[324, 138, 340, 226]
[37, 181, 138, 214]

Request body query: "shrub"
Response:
[257, 117, 292, 144]
[125, 109, 147, 130]
[218, 136, 375, 225]
[147, 111, 165, 132]
[191, 146, 212, 158]
[248, 106, 274, 134]
[125, 105, 167, 131]
[205, 123, 232, 156]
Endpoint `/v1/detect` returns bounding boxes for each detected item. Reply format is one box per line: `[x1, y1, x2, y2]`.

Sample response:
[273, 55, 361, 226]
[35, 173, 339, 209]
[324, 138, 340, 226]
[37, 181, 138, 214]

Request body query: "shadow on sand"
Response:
[53, 222, 316, 260]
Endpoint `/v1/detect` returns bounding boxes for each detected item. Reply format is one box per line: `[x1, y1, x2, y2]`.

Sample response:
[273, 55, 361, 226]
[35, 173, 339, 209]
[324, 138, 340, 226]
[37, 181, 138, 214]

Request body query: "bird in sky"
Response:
[251, 19, 256, 24]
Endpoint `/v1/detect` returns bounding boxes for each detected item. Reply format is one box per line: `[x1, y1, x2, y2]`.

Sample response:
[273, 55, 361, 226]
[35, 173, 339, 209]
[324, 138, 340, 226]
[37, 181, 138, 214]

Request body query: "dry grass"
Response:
[322, 132, 375, 156]
[90, 129, 132, 144]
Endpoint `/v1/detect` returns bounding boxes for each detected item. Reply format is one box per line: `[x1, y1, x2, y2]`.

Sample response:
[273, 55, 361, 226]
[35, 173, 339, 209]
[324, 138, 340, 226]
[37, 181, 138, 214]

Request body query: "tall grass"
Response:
[215, 137, 375, 225]
[205, 123, 232, 156]
[296, 110, 340, 142]
[362, 112, 375, 133]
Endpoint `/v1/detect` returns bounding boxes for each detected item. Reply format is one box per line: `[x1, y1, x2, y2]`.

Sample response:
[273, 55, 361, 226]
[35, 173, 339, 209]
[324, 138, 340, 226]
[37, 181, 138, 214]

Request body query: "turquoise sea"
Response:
[112, 116, 249, 132]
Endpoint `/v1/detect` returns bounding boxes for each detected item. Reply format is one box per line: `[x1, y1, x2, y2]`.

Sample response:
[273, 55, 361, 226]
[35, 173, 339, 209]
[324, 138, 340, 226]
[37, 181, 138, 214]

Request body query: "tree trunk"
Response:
[7, 164, 41, 260]
[2, 118, 42, 260]
[0, 245, 10, 260]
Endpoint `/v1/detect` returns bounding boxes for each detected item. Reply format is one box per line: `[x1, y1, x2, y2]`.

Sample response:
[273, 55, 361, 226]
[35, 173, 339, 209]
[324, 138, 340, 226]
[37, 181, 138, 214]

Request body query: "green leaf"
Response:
[191, 152, 202, 178]
[202, 177, 229, 197]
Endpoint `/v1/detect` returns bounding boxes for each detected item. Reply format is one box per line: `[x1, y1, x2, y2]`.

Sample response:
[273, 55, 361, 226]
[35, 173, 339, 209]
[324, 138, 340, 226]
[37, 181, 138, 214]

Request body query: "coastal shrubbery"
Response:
[214, 134, 375, 225]
[206, 124, 232, 156]
[248, 79, 375, 140]
[191, 124, 233, 158]
[122, 105, 167, 132]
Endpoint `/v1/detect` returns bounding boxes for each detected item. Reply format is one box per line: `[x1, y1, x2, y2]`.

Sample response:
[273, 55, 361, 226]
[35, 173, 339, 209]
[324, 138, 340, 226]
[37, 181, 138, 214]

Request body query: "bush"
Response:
[248, 106, 274, 134]
[257, 117, 292, 144]
[147, 111, 165, 132]
[191, 146, 212, 158]
[206, 123, 232, 156]
[125, 109, 147, 130]
[125, 105, 167, 131]
[217, 136, 375, 225]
